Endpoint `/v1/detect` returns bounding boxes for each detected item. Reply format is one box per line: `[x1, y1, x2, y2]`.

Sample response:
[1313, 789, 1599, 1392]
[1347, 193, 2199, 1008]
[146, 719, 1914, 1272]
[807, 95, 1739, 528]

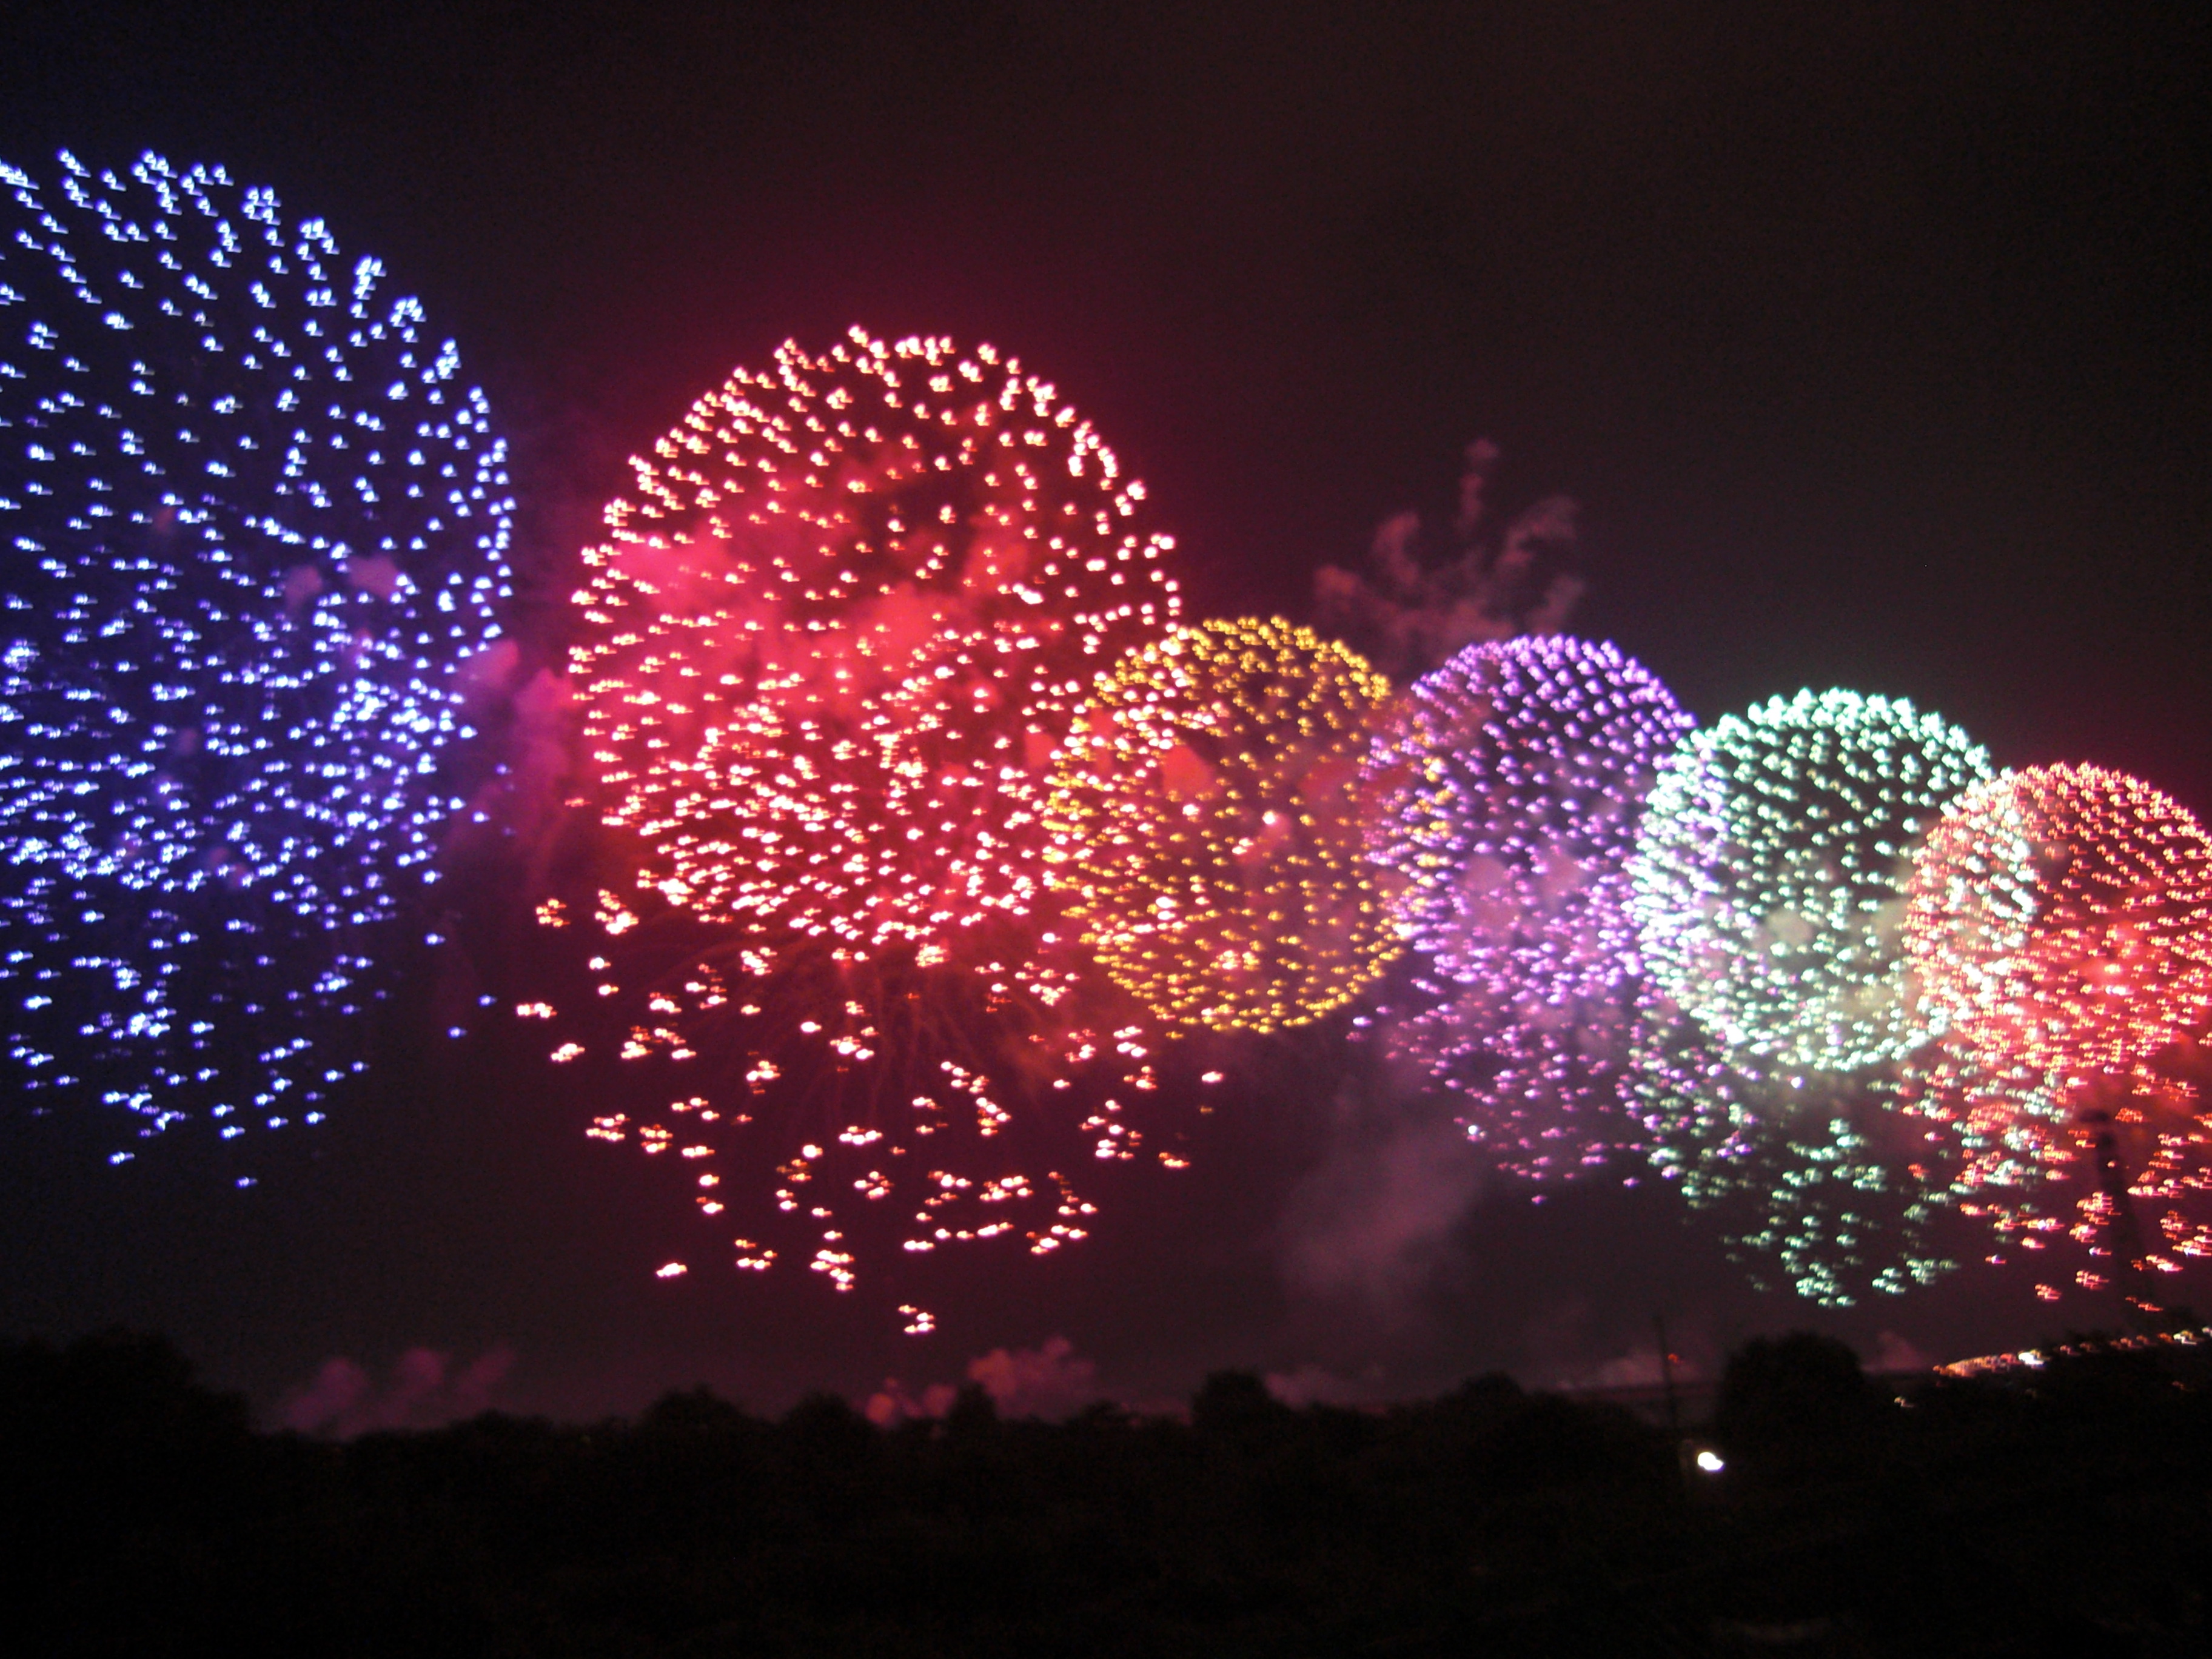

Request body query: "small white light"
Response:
[1695, 1449, 1726, 1474]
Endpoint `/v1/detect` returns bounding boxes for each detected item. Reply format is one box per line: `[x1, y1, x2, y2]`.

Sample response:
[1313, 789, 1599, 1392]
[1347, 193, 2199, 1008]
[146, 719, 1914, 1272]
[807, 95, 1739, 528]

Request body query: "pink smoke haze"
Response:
[341, 553, 400, 600]
[968, 1335, 1101, 1418]
[1280, 1105, 1486, 1316]
[1313, 438, 1585, 679]
[1872, 1332, 1932, 1374]
[446, 661, 579, 880]
[865, 1336, 1103, 1426]
[278, 1346, 515, 1437]
[1263, 1364, 1385, 1408]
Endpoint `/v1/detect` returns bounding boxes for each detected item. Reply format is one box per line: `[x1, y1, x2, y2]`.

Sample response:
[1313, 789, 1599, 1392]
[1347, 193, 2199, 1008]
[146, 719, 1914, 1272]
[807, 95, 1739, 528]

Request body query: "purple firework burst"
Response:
[1366, 635, 1693, 1182]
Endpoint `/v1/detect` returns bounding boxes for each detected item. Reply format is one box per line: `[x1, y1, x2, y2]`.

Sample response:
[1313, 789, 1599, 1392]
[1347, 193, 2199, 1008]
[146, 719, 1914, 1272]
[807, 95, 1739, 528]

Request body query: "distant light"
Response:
[1695, 1449, 1725, 1474]
[654, 1261, 688, 1279]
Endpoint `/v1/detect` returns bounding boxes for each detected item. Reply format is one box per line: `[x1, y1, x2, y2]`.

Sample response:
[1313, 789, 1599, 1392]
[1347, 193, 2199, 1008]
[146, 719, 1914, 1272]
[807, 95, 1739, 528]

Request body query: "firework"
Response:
[1902, 765, 2212, 1304]
[554, 331, 1198, 1312]
[1366, 635, 1692, 1181]
[1042, 617, 1399, 1034]
[1628, 689, 1994, 1073]
[1632, 991, 1960, 1305]
[570, 327, 1179, 951]
[1902, 1047, 2212, 1309]
[0, 151, 512, 1152]
[1906, 765, 2212, 1082]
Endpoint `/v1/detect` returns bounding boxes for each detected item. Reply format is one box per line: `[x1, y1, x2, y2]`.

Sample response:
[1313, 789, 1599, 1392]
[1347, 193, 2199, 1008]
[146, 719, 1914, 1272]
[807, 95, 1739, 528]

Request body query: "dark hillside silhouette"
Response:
[4, 1330, 2210, 1655]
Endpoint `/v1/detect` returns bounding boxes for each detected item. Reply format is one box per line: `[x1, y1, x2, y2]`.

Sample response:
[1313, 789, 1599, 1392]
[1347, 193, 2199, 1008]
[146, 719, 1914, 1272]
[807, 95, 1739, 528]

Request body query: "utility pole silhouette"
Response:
[2079, 1076, 2164, 1330]
[1655, 1312, 1689, 1493]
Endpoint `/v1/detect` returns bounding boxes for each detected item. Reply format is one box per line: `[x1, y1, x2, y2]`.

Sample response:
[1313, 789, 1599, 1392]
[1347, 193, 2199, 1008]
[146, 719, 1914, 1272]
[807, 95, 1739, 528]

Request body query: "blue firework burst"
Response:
[0, 150, 512, 1158]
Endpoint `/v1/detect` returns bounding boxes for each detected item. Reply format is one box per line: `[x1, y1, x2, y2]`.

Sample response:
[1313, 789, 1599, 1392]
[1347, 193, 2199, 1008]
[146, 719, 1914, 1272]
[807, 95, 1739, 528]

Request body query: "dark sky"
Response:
[3, 0, 2208, 1424]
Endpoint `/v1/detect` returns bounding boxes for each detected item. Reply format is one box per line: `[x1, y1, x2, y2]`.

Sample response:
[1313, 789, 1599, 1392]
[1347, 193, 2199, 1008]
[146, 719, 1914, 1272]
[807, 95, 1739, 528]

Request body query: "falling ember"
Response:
[1631, 987, 1962, 1307]
[1366, 635, 1694, 1183]
[1044, 617, 1399, 1034]
[0, 150, 514, 1153]
[529, 890, 1192, 1307]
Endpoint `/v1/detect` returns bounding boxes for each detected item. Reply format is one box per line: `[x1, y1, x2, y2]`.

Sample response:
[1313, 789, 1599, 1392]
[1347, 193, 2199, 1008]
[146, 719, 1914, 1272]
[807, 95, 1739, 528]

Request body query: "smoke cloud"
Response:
[1558, 1344, 1704, 1392]
[1314, 439, 1585, 680]
[1277, 1078, 1488, 1321]
[864, 1335, 1105, 1425]
[1871, 1330, 1932, 1373]
[277, 1345, 515, 1437]
[465, 663, 580, 873]
[1262, 1362, 1386, 1407]
[862, 1378, 959, 1427]
[968, 1334, 1103, 1418]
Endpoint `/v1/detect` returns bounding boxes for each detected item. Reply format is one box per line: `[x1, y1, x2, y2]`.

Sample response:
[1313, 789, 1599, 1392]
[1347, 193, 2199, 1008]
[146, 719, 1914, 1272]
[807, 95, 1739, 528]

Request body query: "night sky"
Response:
[3, 0, 2207, 1426]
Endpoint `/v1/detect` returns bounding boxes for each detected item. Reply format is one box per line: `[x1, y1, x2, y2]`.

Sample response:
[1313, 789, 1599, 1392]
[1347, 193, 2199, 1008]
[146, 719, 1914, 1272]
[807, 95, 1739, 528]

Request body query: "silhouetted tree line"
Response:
[4, 1329, 2211, 1657]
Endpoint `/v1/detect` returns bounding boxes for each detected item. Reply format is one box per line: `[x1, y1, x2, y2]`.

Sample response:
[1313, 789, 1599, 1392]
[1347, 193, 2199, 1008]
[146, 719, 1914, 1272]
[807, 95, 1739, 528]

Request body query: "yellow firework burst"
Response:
[1044, 618, 1399, 1034]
